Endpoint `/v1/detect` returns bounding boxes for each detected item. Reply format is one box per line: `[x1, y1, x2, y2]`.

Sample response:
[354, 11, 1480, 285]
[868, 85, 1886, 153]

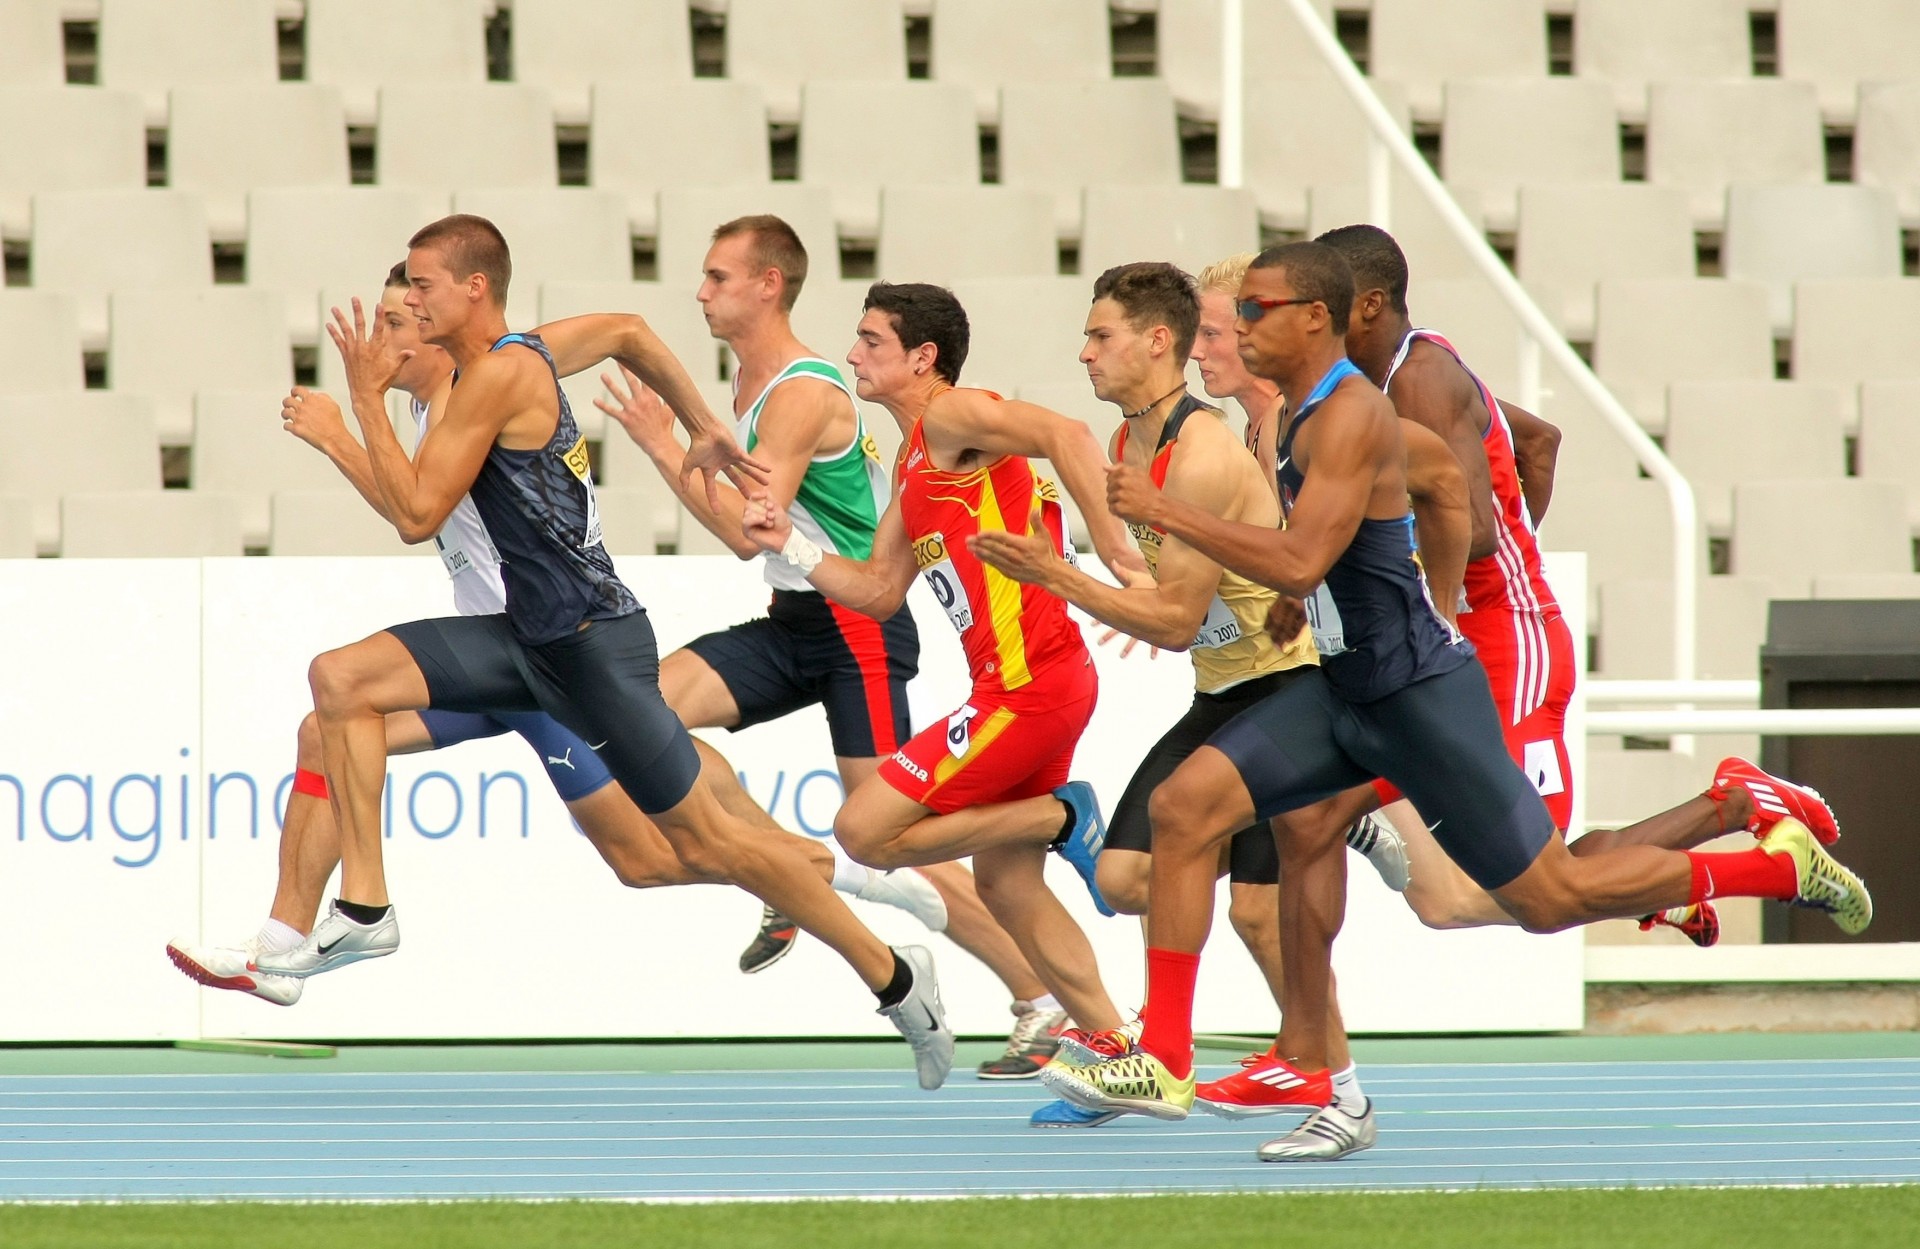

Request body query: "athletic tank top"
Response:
[1277, 358, 1471, 703]
[1115, 392, 1313, 694]
[409, 397, 506, 617]
[898, 391, 1087, 695]
[734, 357, 891, 592]
[463, 333, 638, 645]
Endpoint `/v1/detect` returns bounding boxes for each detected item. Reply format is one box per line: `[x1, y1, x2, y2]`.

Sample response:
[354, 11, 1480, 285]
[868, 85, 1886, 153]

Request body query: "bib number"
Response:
[1522, 739, 1565, 798]
[562, 435, 603, 548]
[913, 532, 975, 634]
[1191, 595, 1243, 650]
[1302, 583, 1348, 657]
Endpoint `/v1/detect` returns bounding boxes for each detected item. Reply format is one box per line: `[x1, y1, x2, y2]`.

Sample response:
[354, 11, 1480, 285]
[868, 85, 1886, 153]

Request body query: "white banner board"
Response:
[0, 553, 1585, 1041]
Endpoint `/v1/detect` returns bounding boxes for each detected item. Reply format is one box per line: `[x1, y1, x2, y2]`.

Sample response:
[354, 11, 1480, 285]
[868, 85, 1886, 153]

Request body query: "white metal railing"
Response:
[1588, 708, 1920, 735]
[1224, 0, 1701, 685]
[1586, 680, 1759, 705]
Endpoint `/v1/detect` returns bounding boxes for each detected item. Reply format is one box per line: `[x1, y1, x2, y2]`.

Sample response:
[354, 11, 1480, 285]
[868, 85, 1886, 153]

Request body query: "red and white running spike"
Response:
[1710, 757, 1839, 845]
[1637, 901, 1721, 948]
[1195, 1050, 1334, 1118]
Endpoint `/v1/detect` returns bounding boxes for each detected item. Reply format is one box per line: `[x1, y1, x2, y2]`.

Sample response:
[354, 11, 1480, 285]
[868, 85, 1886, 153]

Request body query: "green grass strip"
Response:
[3, 1187, 1916, 1249]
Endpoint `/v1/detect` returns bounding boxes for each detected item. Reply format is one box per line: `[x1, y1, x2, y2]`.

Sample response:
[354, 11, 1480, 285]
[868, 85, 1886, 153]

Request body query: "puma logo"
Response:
[548, 748, 576, 770]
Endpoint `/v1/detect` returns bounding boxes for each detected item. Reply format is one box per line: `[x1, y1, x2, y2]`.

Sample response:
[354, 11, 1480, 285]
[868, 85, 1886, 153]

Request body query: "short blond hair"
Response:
[1196, 252, 1258, 296]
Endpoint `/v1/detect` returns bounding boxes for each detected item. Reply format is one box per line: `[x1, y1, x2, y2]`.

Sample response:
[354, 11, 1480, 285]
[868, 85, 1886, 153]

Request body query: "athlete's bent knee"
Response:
[1095, 856, 1149, 916]
[1228, 888, 1278, 947]
[1146, 776, 1225, 852]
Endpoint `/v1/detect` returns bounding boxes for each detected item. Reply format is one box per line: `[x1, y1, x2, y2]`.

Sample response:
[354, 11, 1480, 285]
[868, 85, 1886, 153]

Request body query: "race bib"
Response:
[562, 435, 603, 548]
[946, 705, 979, 759]
[913, 532, 975, 634]
[1522, 739, 1565, 798]
[1190, 594, 1243, 651]
[1302, 583, 1348, 657]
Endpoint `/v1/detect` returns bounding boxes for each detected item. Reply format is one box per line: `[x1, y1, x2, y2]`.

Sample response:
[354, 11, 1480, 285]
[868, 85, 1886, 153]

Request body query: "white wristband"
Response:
[780, 528, 824, 576]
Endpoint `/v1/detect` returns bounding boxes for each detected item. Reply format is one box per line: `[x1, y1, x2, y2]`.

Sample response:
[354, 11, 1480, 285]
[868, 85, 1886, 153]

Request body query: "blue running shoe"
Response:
[1031, 1098, 1122, 1129]
[1052, 781, 1114, 916]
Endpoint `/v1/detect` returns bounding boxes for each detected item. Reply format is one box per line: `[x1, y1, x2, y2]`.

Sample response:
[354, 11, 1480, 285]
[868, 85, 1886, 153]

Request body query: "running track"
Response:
[3, 1057, 1918, 1199]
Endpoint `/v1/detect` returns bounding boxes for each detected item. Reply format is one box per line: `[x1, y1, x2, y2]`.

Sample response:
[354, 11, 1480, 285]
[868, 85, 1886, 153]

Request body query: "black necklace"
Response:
[1122, 383, 1186, 421]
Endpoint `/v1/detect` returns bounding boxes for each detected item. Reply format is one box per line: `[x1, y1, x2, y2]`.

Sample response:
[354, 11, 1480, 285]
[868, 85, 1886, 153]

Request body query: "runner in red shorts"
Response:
[743, 281, 1147, 1040]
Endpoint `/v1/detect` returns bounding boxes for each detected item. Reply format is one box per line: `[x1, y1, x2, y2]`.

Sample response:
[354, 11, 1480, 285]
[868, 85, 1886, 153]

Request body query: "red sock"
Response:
[292, 768, 329, 800]
[1686, 847, 1796, 903]
[1138, 947, 1202, 1080]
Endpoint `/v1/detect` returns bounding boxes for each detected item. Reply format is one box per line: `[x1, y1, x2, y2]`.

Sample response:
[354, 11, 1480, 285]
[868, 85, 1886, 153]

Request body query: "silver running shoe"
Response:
[1345, 814, 1411, 892]
[1257, 1099, 1378, 1161]
[878, 944, 954, 1090]
[166, 938, 303, 1006]
[250, 901, 399, 978]
[977, 999, 1069, 1079]
[855, 868, 949, 932]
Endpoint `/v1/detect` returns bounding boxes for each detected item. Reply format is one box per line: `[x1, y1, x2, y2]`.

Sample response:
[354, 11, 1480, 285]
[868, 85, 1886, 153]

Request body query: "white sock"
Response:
[1332, 1063, 1367, 1115]
[1029, 994, 1062, 1013]
[254, 918, 305, 954]
[828, 839, 873, 895]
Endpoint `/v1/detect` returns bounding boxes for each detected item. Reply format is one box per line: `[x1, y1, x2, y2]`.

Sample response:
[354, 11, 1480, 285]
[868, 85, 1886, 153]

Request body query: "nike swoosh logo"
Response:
[588, 740, 608, 751]
[922, 1004, 941, 1031]
[317, 937, 345, 955]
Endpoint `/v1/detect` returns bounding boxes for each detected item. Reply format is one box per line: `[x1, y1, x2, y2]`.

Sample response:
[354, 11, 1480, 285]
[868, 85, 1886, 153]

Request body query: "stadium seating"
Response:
[1537, 477, 1707, 618]
[949, 277, 1099, 394]
[0, 393, 162, 553]
[59, 491, 244, 557]
[535, 280, 723, 440]
[1156, 0, 1336, 122]
[1594, 575, 1772, 680]
[1813, 573, 1920, 600]
[1307, 179, 1490, 286]
[929, 0, 1110, 124]
[31, 189, 214, 348]
[875, 185, 1058, 284]
[998, 80, 1182, 237]
[1661, 381, 1852, 534]
[1407, 279, 1527, 397]
[1731, 480, 1913, 599]
[676, 509, 745, 557]
[1855, 82, 1920, 226]
[0, 87, 145, 240]
[1369, 0, 1549, 122]
[1441, 80, 1621, 231]
[1855, 381, 1920, 530]
[269, 489, 418, 556]
[589, 81, 772, 237]
[1723, 185, 1904, 333]
[1573, 0, 1751, 121]
[0, 0, 65, 89]
[191, 390, 355, 548]
[304, 0, 489, 126]
[451, 189, 634, 331]
[1777, 0, 1920, 123]
[168, 85, 351, 243]
[1645, 80, 1825, 228]
[1244, 79, 1412, 232]
[0, 290, 86, 396]
[1790, 280, 1920, 389]
[0, 496, 35, 559]
[377, 85, 559, 196]
[723, 0, 907, 125]
[509, 0, 694, 127]
[1515, 183, 1695, 340]
[594, 485, 675, 556]
[96, 0, 278, 125]
[1078, 185, 1259, 279]
[247, 187, 451, 345]
[109, 288, 292, 447]
[1591, 279, 1775, 432]
[797, 82, 980, 238]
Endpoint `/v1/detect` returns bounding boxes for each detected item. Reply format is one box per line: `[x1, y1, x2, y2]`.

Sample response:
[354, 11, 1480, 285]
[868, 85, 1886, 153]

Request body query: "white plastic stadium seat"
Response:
[1733, 480, 1912, 600]
[0, 291, 86, 396]
[1515, 183, 1695, 340]
[449, 189, 633, 332]
[1792, 280, 1920, 388]
[798, 82, 979, 239]
[1572, 0, 1751, 121]
[1856, 381, 1920, 531]
[1590, 279, 1775, 433]
[1369, 0, 1549, 122]
[1723, 185, 1903, 334]
[589, 82, 772, 238]
[0, 393, 161, 553]
[192, 390, 356, 548]
[876, 186, 1058, 285]
[304, 0, 488, 126]
[1307, 180, 1490, 286]
[167, 85, 350, 243]
[724, 0, 907, 125]
[1405, 280, 1528, 397]
[1243, 79, 1412, 232]
[1441, 80, 1621, 232]
[0, 87, 145, 240]
[654, 185, 842, 290]
[510, 0, 693, 126]
[1595, 576, 1772, 680]
[1078, 186, 1258, 279]
[784, 278, 873, 378]
[1536, 478, 1708, 619]
[30, 189, 213, 348]
[948, 277, 1097, 394]
[1813, 574, 1920, 600]
[929, 0, 1109, 124]
[1016, 381, 1122, 546]
[1528, 358, 1643, 484]
[377, 85, 559, 196]
[1855, 82, 1920, 227]
[247, 187, 452, 346]
[536, 280, 723, 441]
[270, 490, 417, 556]
[675, 509, 744, 557]
[59, 491, 244, 557]
[0, 496, 35, 559]
[594, 486, 673, 556]
[1778, 0, 1920, 124]
[109, 288, 292, 447]
[1645, 81, 1825, 228]
[0, 0, 68, 88]
[96, 0, 278, 125]
[999, 80, 1182, 237]
[1157, 0, 1335, 123]
[1661, 381, 1851, 535]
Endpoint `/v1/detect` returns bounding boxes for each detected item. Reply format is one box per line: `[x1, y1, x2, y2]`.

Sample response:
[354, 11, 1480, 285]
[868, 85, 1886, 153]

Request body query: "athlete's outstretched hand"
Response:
[682, 423, 769, 513]
[326, 297, 408, 406]
[1266, 594, 1308, 646]
[596, 365, 677, 455]
[967, 501, 1060, 586]
[281, 386, 348, 452]
[740, 489, 793, 553]
[1105, 461, 1165, 529]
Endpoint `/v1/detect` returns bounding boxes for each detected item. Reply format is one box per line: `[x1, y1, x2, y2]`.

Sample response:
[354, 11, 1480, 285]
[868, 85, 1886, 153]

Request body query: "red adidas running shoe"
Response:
[1194, 1049, 1333, 1118]
[1711, 757, 1839, 845]
[1638, 901, 1721, 948]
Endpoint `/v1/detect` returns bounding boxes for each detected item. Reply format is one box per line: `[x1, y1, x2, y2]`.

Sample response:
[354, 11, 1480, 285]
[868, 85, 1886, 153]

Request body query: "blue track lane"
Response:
[2, 1058, 1917, 1200]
